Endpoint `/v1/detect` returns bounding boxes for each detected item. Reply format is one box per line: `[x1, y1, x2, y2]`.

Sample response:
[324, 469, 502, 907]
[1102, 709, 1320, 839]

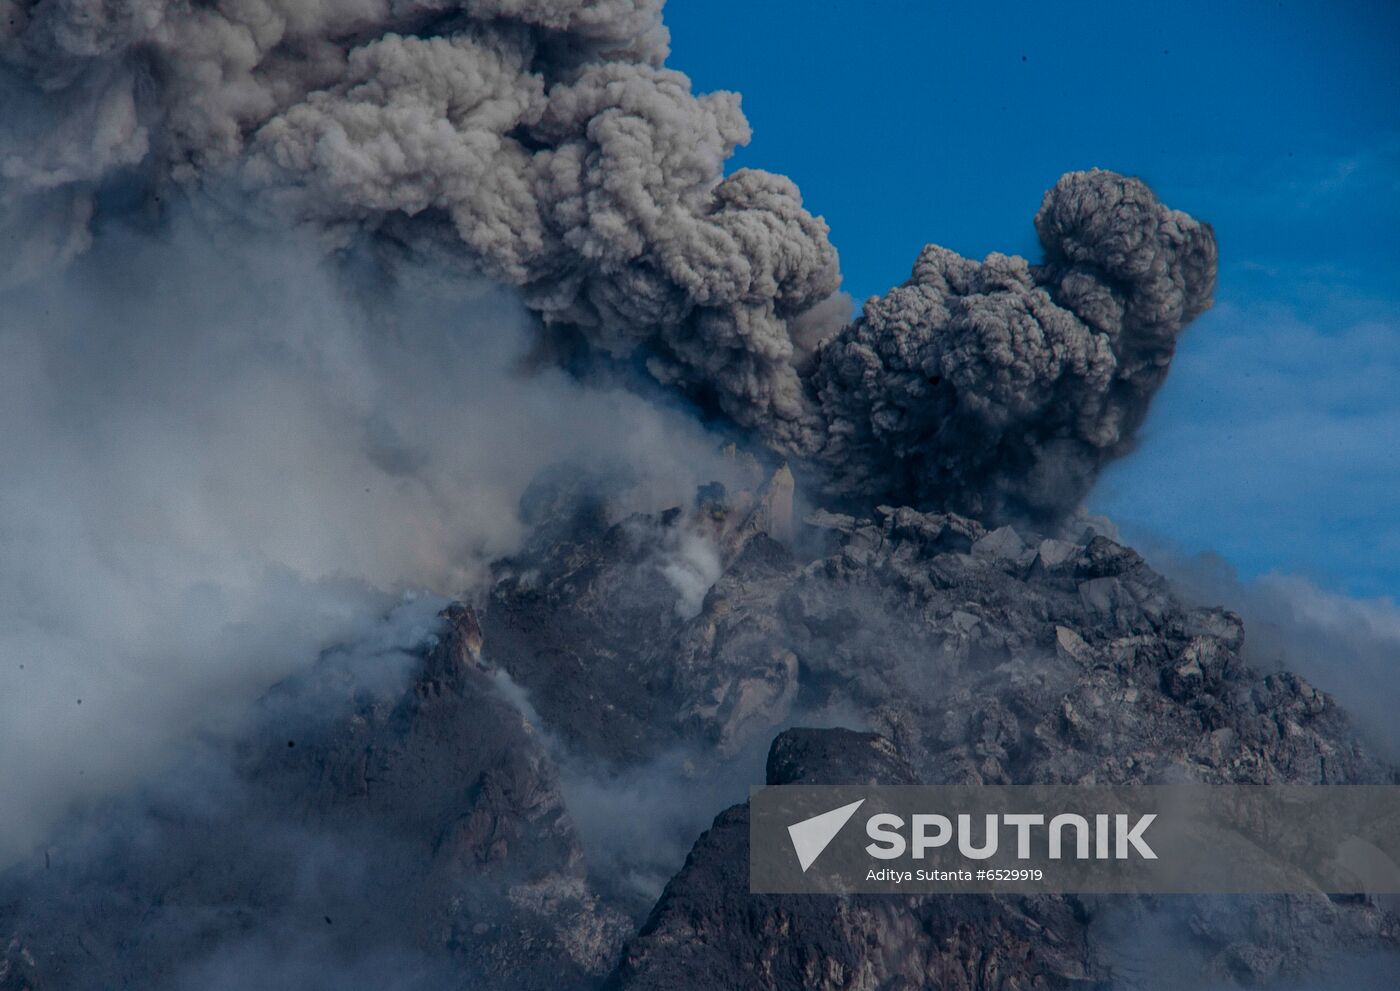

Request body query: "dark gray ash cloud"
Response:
[813, 169, 1218, 522]
[1, 0, 1215, 523]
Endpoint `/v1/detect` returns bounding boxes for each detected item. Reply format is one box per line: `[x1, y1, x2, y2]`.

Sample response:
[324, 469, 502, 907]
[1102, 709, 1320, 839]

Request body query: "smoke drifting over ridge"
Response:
[2, 0, 1216, 523]
[0, 213, 738, 861]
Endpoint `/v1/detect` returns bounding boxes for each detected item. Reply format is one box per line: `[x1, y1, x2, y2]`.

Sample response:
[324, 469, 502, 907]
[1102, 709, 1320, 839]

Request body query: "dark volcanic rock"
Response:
[765, 727, 918, 786]
[485, 484, 1398, 988]
[489, 485, 1386, 794]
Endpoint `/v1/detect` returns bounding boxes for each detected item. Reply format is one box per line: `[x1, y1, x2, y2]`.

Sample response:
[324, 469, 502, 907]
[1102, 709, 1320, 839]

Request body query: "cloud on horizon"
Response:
[1092, 296, 1400, 600]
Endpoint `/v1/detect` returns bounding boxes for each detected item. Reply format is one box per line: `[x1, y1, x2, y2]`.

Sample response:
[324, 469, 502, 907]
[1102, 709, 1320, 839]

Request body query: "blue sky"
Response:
[669, 0, 1400, 599]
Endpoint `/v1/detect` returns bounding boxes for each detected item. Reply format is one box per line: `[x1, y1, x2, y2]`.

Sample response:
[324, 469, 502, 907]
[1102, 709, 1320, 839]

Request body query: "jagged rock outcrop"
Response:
[606, 729, 1097, 991]
[488, 477, 1386, 793]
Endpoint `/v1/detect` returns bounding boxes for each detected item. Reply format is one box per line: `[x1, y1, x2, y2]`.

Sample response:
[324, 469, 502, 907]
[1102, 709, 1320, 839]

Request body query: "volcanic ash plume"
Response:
[1, 0, 1214, 522]
[811, 170, 1218, 523]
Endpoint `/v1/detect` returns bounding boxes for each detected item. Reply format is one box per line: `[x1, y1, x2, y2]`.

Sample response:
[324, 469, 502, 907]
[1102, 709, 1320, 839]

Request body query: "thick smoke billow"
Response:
[0, 0, 840, 445]
[1, 0, 1215, 523]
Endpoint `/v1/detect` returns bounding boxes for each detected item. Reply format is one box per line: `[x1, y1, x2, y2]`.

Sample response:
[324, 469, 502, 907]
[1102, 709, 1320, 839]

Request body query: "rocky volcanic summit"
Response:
[3, 464, 1397, 990]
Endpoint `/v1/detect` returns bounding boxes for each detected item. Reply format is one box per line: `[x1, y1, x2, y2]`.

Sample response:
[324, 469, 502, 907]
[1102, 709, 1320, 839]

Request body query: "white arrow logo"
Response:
[787, 799, 865, 872]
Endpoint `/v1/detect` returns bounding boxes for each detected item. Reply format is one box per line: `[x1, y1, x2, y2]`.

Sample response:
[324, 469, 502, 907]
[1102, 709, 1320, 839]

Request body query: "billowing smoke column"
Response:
[812, 170, 1218, 522]
[0, 0, 1215, 524]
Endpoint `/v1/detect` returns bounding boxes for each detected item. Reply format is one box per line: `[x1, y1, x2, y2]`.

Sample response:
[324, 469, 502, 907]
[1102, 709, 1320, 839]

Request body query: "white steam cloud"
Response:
[0, 208, 732, 862]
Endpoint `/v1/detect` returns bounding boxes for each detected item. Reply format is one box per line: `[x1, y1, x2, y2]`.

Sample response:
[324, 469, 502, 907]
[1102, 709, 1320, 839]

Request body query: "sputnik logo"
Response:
[787, 799, 864, 872]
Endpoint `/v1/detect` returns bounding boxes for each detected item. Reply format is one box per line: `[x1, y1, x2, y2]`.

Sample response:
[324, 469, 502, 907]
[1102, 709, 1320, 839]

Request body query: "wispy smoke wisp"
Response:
[1140, 546, 1400, 759]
